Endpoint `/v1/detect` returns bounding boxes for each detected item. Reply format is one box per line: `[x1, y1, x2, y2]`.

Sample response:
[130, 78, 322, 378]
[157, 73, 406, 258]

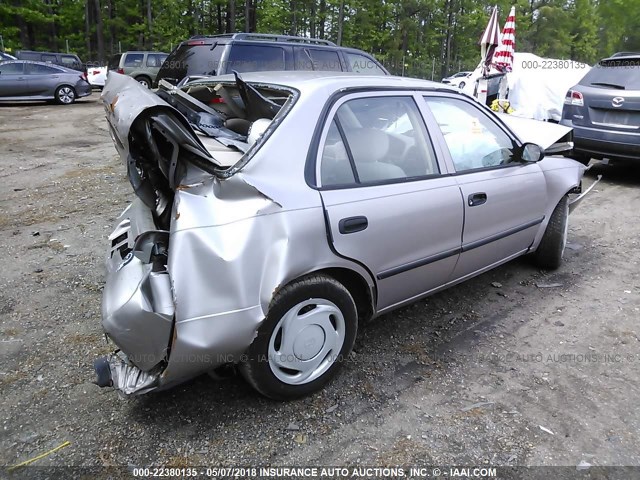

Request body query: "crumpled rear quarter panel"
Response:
[159, 173, 364, 385]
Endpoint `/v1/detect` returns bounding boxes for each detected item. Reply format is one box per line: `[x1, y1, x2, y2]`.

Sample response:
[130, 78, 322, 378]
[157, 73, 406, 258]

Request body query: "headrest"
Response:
[345, 128, 389, 163]
[247, 118, 272, 145]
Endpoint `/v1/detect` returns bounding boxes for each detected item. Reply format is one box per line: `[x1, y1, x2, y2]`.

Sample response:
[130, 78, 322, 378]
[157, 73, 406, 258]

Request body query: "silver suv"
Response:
[108, 51, 168, 88]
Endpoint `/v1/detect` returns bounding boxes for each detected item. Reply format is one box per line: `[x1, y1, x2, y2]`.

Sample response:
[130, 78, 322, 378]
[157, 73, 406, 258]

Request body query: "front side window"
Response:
[0, 63, 24, 74]
[320, 96, 439, 187]
[124, 53, 144, 67]
[424, 97, 516, 172]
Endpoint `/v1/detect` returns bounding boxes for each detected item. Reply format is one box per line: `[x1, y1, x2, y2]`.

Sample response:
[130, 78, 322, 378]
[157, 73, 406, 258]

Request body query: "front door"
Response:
[0, 62, 27, 97]
[317, 93, 464, 311]
[423, 95, 547, 282]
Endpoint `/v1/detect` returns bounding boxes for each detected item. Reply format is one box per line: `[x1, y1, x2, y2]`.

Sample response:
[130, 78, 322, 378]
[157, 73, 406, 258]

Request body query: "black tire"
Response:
[534, 196, 569, 270]
[458, 81, 466, 89]
[240, 274, 357, 400]
[54, 85, 76, 105]
[135, 76, 151, 88]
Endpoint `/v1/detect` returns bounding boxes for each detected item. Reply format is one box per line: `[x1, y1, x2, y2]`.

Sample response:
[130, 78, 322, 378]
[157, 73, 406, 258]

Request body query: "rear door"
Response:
[145, 53, 167, 81]
[0, 62, 27, 97]
[25, 63, 61, 96]
[422, 95, 547, 282]
[317, 92, 464, 311]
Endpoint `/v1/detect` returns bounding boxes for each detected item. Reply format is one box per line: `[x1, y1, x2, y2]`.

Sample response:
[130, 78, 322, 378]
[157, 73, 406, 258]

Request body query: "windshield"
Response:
[580, 58, 640, 90]
[157, 43, 225, 85]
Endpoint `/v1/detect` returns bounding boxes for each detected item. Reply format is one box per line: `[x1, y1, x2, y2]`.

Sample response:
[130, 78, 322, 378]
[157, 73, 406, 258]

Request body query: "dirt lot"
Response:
[1, 98, 639, 476]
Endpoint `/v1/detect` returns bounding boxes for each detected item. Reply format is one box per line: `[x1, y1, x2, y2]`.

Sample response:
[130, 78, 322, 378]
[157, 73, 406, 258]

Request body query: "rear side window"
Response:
[42, 54, 57, 63]
[345, 52, 386, 75]
[146, 53, 167, 67]
[124, 53, 144, 67]
[227, 45, 285, 73]
[579, 59, 640, 90]
[158, 44, 224, 83]
[0, 63, 24, 74]
[26, 63, 59, 74]
[295, 48, 342, 71]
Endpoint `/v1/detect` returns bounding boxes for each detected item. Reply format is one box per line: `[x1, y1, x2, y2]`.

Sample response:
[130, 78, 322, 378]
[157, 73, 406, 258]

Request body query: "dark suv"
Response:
[156, 33, 388, 86]
[15, 50, 85, 72]
[560, 53, 640, 163]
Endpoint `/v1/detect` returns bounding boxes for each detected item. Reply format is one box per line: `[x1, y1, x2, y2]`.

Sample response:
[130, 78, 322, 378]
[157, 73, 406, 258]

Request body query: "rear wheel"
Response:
[55, 85, 76, 105]
[458, 81, 466, 89]
[135, 76, 151, 88]
[241, 274, 357, 400]
[534, 196, 569, 270]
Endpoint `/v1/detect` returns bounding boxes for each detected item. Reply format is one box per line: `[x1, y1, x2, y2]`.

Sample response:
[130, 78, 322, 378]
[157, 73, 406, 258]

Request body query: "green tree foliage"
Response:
[1, 0, 637, 75]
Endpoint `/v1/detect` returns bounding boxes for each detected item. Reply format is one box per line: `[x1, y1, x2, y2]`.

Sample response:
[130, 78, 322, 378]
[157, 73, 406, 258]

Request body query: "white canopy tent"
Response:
[462, 52, 591, 121]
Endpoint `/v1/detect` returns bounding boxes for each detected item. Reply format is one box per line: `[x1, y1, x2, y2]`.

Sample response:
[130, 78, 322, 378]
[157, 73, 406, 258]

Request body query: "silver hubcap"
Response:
[58, 87, 74, 104]
[138, 79, 149, 88]
[268, 298, 345, 385]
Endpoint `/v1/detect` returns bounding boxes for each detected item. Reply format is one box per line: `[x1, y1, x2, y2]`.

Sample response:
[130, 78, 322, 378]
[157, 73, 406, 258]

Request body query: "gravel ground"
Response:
[1, 98, 639, 477]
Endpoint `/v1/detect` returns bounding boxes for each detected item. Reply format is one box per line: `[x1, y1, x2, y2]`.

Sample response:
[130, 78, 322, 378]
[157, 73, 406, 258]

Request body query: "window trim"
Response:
[312, 90, 445, 190]
[419, 93, 525, 176]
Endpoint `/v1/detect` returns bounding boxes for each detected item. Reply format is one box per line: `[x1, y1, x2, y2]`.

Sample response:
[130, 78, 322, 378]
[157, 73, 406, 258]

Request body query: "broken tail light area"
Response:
[98, 199, 174, 395]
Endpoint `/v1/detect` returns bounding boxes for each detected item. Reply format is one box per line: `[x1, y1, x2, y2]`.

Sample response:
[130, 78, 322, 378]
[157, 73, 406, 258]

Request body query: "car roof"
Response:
[123, 51, 168, 54]
[1, 59, 74, 72]
[189, 71, 458, 95]
[17, 50, 80, 56]
[601, 53, 640, 62]
[187, 33, 336, 47]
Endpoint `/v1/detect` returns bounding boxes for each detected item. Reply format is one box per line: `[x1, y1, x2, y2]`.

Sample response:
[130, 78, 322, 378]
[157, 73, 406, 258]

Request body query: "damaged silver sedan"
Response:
[94, 71, 590, 399]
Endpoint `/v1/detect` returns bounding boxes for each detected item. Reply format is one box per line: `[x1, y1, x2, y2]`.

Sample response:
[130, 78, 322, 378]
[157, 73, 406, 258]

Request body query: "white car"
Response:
[87, 65, 107, 89]
[441, 71, 472, 89]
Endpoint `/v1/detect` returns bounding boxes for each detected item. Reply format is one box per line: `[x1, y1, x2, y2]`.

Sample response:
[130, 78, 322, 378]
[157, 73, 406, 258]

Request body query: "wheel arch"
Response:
[273, 266, 376, 323]
[532, 158, 585, 250]
[135, 74, 152, 85]
[316, 267, 375, 322]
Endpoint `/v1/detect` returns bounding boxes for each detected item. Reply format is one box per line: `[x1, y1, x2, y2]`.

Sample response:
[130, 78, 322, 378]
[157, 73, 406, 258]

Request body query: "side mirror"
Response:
[521, 142, 545, 162]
